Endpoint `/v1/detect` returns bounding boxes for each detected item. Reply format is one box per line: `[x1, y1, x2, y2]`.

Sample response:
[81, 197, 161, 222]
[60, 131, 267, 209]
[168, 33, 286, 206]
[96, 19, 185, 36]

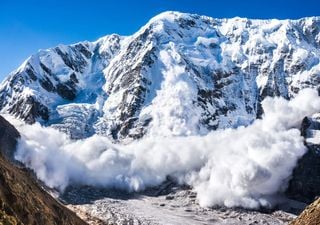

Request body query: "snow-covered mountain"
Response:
[1, 11, 320, 140]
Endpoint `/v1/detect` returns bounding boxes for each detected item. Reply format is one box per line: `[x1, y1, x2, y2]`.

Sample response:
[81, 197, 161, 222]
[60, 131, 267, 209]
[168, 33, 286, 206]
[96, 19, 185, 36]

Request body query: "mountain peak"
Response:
[148, 11, 189, 23]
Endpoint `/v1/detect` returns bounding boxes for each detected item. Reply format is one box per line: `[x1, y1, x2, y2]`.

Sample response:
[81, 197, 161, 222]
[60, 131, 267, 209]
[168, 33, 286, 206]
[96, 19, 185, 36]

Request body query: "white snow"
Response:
[7, 89, 320, 210]
[142, 48, 203, 137]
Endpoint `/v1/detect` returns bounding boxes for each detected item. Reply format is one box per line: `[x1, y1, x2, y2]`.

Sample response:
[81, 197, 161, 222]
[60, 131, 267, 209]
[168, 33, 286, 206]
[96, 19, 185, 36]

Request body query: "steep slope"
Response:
[0, 116, 87, 225]
[289, 198, 320, 225]
[0, 35, 122, 138]
[0, 12, 320, 141]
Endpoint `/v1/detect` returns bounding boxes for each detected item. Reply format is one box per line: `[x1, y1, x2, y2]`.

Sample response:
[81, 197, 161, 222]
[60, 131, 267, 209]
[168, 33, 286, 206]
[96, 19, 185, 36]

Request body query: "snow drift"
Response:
[8, 89, 320, 209]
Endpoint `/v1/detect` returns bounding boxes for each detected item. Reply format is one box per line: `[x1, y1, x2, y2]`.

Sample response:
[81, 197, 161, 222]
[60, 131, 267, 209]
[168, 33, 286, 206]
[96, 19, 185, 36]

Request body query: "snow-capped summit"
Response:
[1, 12, 320, 140]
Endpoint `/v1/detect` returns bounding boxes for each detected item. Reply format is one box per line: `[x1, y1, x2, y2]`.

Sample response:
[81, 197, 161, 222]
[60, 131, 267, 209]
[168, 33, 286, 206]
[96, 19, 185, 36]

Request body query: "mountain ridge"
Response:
[1, 11, 320, 140]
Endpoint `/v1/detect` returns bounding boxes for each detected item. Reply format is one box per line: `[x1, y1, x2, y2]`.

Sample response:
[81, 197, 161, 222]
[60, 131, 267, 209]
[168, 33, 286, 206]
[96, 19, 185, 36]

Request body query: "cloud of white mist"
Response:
[8, 88, 320, 209]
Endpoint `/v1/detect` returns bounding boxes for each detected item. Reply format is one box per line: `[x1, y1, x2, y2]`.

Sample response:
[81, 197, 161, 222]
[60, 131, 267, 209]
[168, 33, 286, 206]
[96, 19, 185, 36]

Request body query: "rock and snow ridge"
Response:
[0, 11, 320, 140]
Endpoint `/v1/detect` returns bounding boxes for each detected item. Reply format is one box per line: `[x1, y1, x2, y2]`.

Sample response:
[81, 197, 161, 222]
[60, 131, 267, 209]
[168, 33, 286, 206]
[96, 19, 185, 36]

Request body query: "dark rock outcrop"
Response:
[0, 116, 20, 161]
[286, 117, 320, 203]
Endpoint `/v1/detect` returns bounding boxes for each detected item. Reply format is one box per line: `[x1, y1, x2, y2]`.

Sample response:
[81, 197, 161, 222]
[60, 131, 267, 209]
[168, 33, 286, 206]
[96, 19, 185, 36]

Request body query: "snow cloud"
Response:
[8, 88, 320, 209]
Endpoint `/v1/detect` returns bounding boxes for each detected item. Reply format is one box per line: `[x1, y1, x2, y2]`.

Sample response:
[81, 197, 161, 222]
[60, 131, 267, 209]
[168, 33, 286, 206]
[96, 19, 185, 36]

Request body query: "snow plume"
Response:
[9, 89, 320, 209]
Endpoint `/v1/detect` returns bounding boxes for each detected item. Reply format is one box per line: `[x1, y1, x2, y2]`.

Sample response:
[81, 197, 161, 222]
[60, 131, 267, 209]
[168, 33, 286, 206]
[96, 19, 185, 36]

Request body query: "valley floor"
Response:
[61, 184, 303, 225]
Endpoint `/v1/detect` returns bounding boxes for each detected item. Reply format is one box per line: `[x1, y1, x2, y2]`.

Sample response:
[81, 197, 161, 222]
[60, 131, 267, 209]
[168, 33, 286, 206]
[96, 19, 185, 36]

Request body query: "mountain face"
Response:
[0, 12, 320, 140]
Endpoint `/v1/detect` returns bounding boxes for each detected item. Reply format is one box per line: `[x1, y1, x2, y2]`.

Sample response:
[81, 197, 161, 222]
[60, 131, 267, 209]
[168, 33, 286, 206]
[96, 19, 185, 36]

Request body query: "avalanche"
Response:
[9, 88, 320, 209]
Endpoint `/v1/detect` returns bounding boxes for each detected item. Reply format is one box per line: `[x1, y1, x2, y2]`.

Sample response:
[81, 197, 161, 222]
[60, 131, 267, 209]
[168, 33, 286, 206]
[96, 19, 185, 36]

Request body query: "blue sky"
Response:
[0, 0, 319, 81]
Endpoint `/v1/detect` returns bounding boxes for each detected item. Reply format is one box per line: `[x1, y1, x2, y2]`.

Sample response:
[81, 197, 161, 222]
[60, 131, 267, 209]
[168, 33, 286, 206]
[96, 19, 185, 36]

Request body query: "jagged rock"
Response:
[0, 116, 20, 161]
[289, 198, 320, 225]
[287, 116, 320, 203]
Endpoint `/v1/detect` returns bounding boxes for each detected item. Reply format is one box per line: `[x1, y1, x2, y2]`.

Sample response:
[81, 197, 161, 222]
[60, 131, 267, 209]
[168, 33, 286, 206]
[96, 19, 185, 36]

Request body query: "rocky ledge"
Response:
[289, 198, 320, 225]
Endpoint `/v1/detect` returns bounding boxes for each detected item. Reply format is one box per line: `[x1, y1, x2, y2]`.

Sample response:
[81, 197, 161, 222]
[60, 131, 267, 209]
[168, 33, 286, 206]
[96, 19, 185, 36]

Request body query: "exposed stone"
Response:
[39, 77, 55, 92]
[0, 116, 20, 162]
[286, 117, 320, 203]
[56, 83, 77, 101]
[289, 198, 320, 225]
[8, 96, 49, 124]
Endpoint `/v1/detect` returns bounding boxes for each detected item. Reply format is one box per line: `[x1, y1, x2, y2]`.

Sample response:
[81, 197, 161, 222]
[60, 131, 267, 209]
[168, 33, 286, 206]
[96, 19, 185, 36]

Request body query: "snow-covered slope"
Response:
[1, 11, 320, 140]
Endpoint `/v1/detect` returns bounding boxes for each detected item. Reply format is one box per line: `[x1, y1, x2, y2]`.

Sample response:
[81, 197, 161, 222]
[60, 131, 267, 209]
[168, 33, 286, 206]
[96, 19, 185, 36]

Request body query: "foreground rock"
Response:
[0, 116, 87, 225]
[289, 198, 320, 225]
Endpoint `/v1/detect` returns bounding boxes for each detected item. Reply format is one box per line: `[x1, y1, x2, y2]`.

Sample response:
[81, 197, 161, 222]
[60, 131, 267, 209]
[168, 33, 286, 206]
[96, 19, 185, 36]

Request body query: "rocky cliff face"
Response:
[0, 12, 319, 140]
[286, 115, 320, 203]
[0, 114, 20, 161]
[0, 116, 87, 225]
[289, 198, 320, 225]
